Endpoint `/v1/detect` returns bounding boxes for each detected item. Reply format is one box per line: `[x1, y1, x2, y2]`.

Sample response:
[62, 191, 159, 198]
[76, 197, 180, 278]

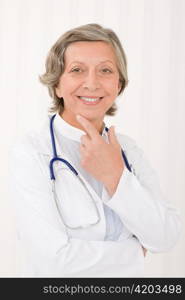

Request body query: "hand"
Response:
[76, 115, 124, 196]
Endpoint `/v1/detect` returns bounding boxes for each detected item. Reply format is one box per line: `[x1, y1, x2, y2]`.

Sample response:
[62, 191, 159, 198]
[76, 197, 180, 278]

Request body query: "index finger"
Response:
[76, 115, 100, 140]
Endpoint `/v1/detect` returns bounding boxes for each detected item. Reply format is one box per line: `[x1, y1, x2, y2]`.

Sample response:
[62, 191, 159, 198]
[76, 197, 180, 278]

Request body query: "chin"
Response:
[80, 111, 104, 121]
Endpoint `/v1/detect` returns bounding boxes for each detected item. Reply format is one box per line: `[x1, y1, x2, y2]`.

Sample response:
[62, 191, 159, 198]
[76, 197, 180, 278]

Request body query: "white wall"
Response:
[0, 0, 185, 277]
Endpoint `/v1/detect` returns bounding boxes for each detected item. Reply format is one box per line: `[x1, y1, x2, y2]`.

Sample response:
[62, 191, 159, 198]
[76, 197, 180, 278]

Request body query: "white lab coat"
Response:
[9, 114, 181, 277]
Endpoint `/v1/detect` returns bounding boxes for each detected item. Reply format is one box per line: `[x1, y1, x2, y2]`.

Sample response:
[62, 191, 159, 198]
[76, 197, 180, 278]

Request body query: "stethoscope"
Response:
[49, 114, 132, 229]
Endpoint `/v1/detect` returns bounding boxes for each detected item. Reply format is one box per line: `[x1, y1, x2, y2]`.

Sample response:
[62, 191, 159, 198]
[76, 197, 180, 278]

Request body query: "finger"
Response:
[79, 143, 86, 153]
[76, 115, 100, 140]
[107, 126, 119, 145]
[79, 144, 90, 162]
[80, 134, 91, 147]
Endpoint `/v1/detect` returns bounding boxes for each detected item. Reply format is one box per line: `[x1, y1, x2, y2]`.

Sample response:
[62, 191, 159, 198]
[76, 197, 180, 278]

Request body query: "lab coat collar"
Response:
[54, 112, 107, 143]
[36, 113, 108, 155]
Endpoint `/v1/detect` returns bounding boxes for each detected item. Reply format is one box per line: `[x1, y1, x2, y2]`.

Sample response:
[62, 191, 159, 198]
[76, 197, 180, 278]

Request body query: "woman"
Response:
[10, 23, 181, 277]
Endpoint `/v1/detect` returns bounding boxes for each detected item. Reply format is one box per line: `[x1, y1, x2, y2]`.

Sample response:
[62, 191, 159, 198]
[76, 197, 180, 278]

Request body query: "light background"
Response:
[0, 0, 185, 276]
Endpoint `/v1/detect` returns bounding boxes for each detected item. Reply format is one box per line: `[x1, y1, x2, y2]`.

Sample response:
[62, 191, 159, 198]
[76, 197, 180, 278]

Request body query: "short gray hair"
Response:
[39, 23, 129, 115]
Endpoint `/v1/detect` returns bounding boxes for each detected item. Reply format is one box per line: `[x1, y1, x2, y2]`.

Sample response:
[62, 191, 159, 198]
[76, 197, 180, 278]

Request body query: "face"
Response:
[55, 41, 121, 130]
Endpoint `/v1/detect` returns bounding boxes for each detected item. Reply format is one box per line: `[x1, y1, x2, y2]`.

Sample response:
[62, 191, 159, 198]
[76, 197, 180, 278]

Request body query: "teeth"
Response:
[79, 96, 100, 102]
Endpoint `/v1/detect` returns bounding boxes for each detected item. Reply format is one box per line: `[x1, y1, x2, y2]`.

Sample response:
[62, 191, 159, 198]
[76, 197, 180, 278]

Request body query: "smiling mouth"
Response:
[77, 96, 104, 105]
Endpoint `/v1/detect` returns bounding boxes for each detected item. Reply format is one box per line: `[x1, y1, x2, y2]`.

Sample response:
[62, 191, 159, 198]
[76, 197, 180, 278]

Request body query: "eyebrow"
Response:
[69, 60, 115, 66]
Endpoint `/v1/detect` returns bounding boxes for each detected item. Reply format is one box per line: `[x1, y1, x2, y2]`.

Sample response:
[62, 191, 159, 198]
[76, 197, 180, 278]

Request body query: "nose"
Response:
[82, 70, 101, 91]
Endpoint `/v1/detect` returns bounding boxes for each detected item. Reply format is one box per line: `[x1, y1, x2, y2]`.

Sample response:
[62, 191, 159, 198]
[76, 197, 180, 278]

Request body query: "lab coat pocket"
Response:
[53, 166, 100, 229]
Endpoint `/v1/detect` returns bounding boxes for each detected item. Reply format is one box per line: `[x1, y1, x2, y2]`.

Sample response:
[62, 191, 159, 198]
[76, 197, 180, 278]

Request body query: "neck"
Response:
[60, 111, 105, 134]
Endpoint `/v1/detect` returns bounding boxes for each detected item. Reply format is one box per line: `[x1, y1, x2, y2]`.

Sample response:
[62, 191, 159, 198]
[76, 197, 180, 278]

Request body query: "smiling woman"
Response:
[54, 41, 122, 132]
[39, 23, 128, 118]
[10, 23, 181, 277]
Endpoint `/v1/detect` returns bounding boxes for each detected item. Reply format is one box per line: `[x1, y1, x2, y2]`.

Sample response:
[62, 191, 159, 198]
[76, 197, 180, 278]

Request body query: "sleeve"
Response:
[8, 140, 144, 277]
[101, 137, 182, 253]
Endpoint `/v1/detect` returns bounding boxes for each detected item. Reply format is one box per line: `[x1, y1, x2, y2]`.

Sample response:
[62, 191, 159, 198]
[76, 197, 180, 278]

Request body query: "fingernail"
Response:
[76, 115, 81, 120]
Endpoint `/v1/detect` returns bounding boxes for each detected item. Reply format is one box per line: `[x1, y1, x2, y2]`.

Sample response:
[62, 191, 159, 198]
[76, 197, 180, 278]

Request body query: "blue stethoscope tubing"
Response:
[49, 114, 132, 181]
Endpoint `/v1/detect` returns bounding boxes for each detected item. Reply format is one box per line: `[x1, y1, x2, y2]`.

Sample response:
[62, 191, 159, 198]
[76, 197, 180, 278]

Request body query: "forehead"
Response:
[64, 41, 117, 64]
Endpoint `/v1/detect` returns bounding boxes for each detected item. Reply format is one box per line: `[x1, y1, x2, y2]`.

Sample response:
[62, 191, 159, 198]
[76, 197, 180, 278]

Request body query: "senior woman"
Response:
[10, 23, 181, 277]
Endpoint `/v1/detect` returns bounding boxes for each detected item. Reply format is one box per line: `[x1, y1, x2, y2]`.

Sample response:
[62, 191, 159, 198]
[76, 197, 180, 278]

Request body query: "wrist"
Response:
[103, 166, 124, 196]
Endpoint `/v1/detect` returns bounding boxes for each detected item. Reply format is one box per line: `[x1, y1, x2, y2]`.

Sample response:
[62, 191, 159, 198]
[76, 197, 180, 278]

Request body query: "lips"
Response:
[77, 96, 104, 99]
[77, 96, 103, 105]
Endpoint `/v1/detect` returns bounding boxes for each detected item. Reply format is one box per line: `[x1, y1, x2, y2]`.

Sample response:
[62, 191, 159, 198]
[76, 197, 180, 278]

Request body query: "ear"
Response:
[118, 80, 122, 94]
[55, 85, 62, 98]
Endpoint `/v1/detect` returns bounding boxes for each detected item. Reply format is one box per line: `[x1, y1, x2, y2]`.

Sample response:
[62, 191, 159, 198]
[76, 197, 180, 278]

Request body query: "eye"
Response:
[101, 68, 112, 73]
[71, 67, 82, 72]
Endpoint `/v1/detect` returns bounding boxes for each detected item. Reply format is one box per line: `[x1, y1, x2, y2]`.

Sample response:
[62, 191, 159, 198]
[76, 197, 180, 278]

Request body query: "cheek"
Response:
[105, 80, 120, 97]
[59, 79, 76, 98]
